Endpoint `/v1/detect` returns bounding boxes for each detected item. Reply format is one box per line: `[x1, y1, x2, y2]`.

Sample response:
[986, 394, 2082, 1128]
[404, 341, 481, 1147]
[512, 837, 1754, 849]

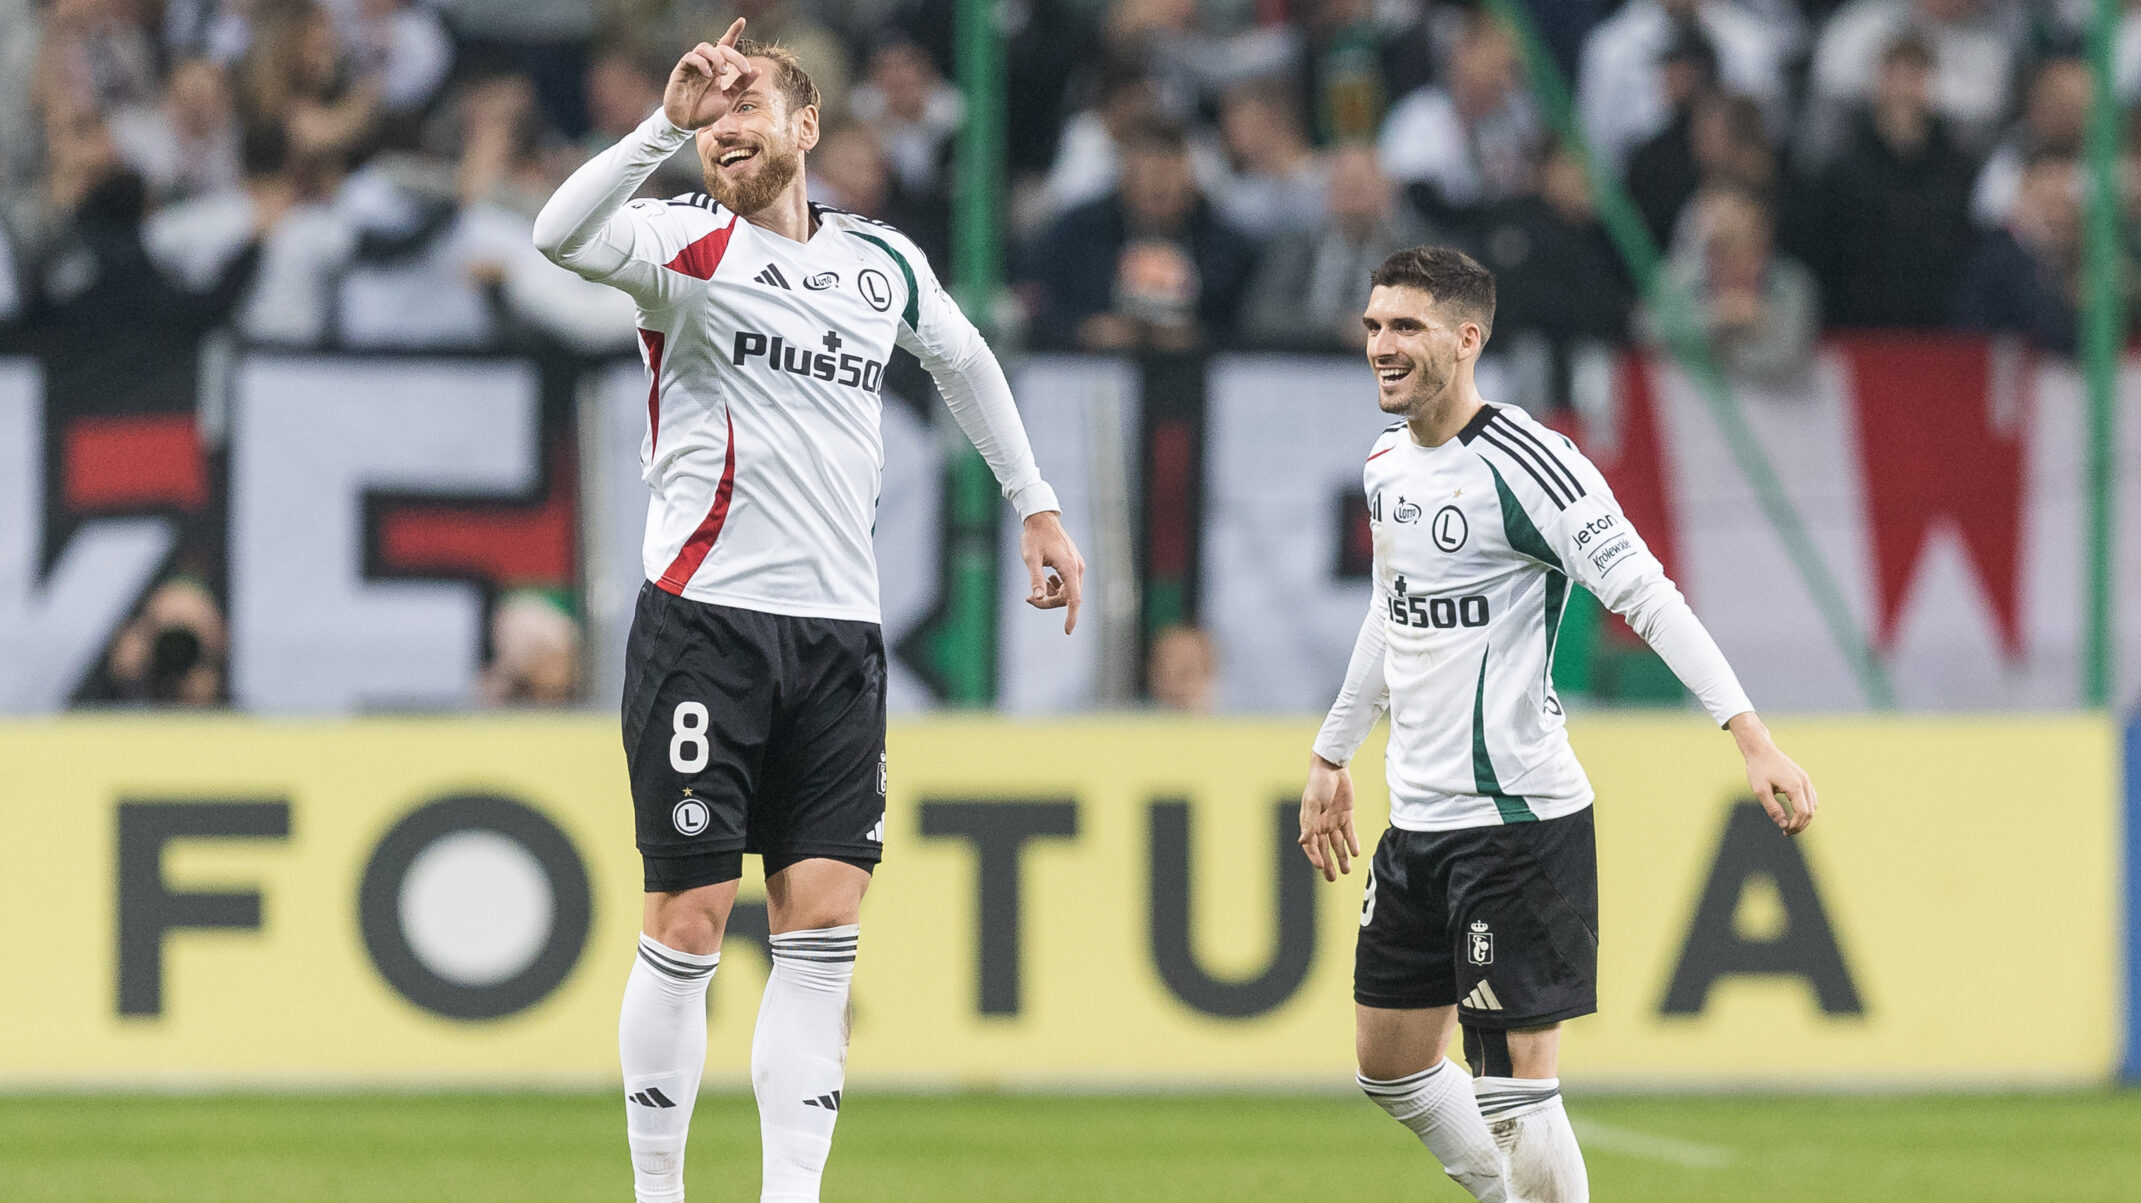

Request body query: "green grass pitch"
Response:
[6, 1091, 2137, 1201]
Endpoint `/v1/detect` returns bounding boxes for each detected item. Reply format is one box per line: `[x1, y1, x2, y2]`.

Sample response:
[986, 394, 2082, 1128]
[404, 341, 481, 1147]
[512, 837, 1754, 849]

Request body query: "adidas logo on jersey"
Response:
[1461, 980, 1504, 1011]
[731, 329, 886, 393]
[755, 264, 792, 289]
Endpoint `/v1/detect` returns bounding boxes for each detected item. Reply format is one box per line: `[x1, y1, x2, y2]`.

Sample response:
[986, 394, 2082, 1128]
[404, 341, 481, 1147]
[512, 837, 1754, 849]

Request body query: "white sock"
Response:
[753, 925, 858, 1203]
[619, 934, 719, 1203]
[1475, 1077, 1588, 1203]
[1359, 1060, 1509, 1202]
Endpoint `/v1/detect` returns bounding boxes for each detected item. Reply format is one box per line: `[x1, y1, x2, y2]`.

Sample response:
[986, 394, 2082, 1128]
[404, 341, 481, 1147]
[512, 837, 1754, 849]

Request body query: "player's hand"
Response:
[664, 19, 756, 130]
[1728, 711, 1817, 836]
[1299, 754, 1360, 882]
[1020, 511, 1085, 634]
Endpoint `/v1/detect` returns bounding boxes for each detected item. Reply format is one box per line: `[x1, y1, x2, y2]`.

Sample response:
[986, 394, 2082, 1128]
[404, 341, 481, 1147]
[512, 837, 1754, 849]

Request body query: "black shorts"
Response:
[621, 582, 887, 893]
[1354, 806, 1598, 1030]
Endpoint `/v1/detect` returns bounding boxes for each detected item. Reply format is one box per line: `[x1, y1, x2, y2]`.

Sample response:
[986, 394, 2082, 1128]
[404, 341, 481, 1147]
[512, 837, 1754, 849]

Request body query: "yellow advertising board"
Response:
[0, 715, 2117, 1088]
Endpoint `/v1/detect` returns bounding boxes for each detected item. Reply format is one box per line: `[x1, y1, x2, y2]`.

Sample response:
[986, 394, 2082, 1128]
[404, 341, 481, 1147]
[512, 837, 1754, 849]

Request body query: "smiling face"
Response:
[695, 60, 819, 216]
[1361, 284, 1480, 418]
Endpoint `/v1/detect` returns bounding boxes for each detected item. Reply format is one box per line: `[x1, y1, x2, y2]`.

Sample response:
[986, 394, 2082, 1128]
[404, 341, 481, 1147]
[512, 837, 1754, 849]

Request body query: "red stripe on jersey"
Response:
[1366, 446, 1393, 462]
[638, 328, 665, 454]
[656, 408, 737, 595]
[663, 214, 739, 279]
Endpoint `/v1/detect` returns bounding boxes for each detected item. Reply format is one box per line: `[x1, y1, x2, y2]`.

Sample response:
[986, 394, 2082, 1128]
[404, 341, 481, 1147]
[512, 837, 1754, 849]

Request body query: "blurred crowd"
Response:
[2, 0, 2138, 382]
[5, 1, 2141, 373]
[6, 0, 2141, 708]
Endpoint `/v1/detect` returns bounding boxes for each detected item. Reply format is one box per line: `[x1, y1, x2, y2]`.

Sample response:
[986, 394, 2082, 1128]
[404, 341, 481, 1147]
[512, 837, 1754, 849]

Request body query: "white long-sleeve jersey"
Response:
[534, 110, 1059, 622]
[1313, 403, 1753, 831]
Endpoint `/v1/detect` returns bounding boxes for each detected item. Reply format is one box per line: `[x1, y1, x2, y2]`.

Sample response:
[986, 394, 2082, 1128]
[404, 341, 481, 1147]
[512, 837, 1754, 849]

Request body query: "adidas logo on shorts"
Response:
[1461, 980, 1504, 1011]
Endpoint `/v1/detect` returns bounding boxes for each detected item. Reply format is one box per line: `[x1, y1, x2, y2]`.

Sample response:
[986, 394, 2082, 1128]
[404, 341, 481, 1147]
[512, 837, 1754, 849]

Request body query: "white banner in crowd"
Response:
[5, 344, 2136, 714]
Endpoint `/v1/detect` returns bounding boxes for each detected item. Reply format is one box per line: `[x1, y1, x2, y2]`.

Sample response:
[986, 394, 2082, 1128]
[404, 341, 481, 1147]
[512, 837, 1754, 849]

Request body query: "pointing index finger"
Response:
[718, 17, 746, 47]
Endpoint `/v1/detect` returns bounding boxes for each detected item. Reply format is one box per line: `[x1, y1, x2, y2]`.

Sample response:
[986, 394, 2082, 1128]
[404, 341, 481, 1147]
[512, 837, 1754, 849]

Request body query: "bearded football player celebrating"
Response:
[1298, 247, 1815, 1203]
[535, 21, 1082, 1203]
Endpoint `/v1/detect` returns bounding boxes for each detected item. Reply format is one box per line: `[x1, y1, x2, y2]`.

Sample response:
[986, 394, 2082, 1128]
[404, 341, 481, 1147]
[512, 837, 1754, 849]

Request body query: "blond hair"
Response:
[734, 38, 820, 116]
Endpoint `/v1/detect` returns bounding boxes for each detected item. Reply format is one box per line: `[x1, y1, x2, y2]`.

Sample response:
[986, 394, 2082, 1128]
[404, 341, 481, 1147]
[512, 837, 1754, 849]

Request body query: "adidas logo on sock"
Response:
[628, 1088, 679, 1108]
[1461, 980, 1504, 1011]
[801, 1090, 842, 1111]
[755, 264, 791, 289]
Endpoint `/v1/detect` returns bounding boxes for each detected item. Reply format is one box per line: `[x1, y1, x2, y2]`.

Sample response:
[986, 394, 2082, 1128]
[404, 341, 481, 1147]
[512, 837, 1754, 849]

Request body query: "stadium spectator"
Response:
[1096, 0, 1291, 122]
[1578, 0, 1788, 179]
[235, 0, 380, 186]
[810, 124, 949, 266]
[1212, 79, 1327, 238]
[1804, 34, 1977, 328]
[1146, 623, 1217, 712]
[479, 590, 584, 706]
[1644, 184, 1820, 386]
[108, 57, 242, 206]
[1035, 58, 1225, 228]
[1240, 144, 1424, 350]
[87, 576, 230, 707]
[428, 0, 597, 135]
[337, 72, 633, 352]
[1296, 0, 1413, 146]
[852, 37, 962, 204]
[1803, 0, 2020, 166]
[1679, 91, 1784, 243]
[1378, 10, 1540, 224]
[1020, 122, 1255, 351]
[18, 115, 265, 412]
[1474, 138, 1634, 412]
[1624, 20, 1720, 248]
[33, 0, 161, 122]
[1952, 149, 2081, 354]
[342, 0, 457, 124]
[145, 122, 355, 346]
[1970, 54, 2090, 229]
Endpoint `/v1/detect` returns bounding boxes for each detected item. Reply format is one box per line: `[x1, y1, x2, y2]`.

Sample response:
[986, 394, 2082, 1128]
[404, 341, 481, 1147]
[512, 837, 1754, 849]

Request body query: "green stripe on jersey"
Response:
[1489, 463, 1562, 570]
[851, 232, 921, 330]
[1471, 644, 1538, 823]
[1543, 569, 1568, 697]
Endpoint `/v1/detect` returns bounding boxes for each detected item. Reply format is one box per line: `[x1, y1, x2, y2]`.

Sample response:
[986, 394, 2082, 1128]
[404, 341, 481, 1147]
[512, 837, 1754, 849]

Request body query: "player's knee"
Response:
[642, 892, 735, 955]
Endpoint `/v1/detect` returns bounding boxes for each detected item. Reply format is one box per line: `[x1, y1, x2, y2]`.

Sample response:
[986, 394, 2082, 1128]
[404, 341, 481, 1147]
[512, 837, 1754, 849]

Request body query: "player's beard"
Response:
[707, 137, 802, 217]
[1378, 350, 1453, 419]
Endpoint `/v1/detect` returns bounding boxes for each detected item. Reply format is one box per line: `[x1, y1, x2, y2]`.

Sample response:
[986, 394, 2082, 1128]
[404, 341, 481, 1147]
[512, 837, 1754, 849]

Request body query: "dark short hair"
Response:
[1370, 246, 1496, 337]
[735, 37, 821, 116]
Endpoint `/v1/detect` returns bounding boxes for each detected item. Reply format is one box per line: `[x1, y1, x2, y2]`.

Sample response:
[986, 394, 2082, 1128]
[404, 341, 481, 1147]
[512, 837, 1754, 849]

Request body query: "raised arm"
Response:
[533, 22, 757, 307]
[530, 109, 693, 304]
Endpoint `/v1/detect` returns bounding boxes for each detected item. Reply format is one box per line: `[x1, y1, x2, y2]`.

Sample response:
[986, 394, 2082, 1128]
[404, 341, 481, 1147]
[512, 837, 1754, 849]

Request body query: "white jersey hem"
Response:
[662, 581, 883, 625]
[1385, 792, 1595, 833]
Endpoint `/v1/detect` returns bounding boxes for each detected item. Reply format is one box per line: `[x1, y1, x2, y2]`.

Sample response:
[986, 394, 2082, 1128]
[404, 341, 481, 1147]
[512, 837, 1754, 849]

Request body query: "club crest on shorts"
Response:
[672, 795, 710, 836]
[1468, 920, 1494, 966]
